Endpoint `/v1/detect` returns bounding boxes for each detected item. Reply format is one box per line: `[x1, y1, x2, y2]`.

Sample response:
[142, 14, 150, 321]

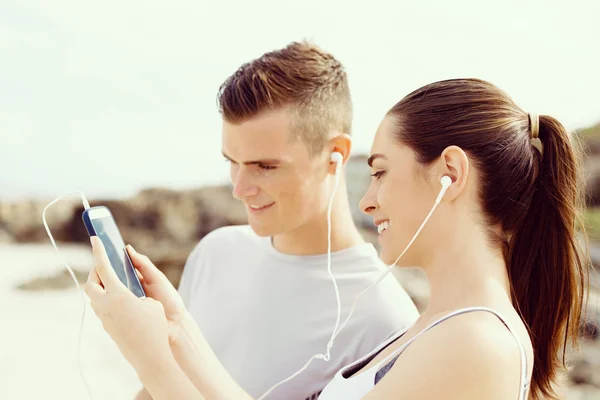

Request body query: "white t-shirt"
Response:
[178, 225, 419, 400]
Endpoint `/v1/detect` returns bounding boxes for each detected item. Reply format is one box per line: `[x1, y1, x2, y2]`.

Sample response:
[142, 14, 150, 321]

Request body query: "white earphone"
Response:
[437, 175, 452, 204]
[330, 151, 343, 171]
[258, 171, 453, 399]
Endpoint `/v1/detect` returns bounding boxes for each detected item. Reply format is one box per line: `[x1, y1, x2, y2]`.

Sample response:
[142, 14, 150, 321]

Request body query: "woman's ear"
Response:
[434, 145, 469, 202]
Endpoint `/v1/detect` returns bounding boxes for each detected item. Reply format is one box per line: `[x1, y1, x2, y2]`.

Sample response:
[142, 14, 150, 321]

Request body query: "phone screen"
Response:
[89, 214, 145, 298]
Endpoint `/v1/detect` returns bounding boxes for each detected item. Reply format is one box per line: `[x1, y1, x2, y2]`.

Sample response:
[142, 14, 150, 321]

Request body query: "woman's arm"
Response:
[86, 238, 252, 400]
[85, 238, 207, 400]
[131, 318, 252, 400]
[169, 313, 254, 400]
[137, 352, 206, 400]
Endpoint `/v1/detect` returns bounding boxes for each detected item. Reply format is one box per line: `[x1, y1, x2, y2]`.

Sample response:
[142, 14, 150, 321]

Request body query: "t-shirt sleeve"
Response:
[354, 278, 419, 358]
[177, 241, 205, 308]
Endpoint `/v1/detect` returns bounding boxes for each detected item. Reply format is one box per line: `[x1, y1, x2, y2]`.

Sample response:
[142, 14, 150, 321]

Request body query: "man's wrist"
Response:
[136, 347, 179, 384]
[170, 312, 201, 347]
[137, 353, 204, 400]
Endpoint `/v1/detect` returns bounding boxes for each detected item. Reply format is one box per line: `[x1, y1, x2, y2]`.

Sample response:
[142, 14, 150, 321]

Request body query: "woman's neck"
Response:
[421, 226, 512, 318]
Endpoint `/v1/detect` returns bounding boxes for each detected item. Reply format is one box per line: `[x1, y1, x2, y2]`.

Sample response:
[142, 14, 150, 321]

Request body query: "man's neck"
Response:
[271, 187, 365, 256]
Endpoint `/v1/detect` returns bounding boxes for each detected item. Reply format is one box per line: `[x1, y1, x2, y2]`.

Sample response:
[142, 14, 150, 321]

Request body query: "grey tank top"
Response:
[318, 307, 531, 400]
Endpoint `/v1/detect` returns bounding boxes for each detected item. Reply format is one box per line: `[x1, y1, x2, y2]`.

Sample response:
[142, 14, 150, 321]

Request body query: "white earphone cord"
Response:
[257, 158, 343, 400]
[43, 191, 94, 400]
[258, 174, 450, 399]
[330, 176, 450, 343]
[332, 185, 446, 341]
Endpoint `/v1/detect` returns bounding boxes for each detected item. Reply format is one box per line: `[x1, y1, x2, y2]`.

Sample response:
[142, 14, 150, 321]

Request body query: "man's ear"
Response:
[328, 133, 352, 174]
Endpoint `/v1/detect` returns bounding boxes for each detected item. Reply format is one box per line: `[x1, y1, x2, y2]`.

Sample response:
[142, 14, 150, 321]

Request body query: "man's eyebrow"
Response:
[222, 150, 281, 165]
[367, 153, 387, 167]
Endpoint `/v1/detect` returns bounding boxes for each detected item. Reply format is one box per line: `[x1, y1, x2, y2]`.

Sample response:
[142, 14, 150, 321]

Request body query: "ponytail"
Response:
[507, 115, 589, 399]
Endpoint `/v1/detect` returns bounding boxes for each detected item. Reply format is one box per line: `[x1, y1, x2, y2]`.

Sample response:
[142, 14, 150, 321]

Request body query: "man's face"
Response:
[222, 109, 331, 237]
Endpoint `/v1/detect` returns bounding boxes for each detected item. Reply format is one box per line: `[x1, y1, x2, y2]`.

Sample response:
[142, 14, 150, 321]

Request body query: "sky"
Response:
[1, 0, 599, 200]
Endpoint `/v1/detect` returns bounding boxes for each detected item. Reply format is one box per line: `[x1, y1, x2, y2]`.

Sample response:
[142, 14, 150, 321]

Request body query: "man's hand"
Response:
[126, 245, 188, 342]
[134, 388, 153, 400]
[125, 245, 252, 400]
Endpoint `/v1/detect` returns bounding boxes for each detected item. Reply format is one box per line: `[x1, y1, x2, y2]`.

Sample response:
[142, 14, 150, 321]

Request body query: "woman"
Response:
[86, 78, 588, 400]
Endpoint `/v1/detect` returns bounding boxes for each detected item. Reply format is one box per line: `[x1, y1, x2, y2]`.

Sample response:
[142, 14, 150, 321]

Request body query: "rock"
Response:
[584, 155, 600, 207]
[0, 184, 247, 287]
[58, 186, 248, 286]
[580, 124, 600, 206]
[0, 222, 13, 244]
[0, 198, 78, 243]
[565, 285, 600, 393]
[561, 384, 600, 400]
[582, 319, 600, 341]
[568, 341, 600, 388]
[345, 154, 372, 227]
[571, 359, 593, 386]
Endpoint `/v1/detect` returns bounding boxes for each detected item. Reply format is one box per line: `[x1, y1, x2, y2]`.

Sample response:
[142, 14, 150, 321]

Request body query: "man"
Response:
[136, 41, 418, 400]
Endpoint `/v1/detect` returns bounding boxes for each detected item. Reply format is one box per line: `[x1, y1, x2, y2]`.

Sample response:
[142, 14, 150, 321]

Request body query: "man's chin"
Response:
[248, 221, 278, 237]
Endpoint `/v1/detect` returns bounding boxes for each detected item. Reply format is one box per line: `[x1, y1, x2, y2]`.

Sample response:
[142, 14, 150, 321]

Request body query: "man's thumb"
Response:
[126, 245, 164, 282]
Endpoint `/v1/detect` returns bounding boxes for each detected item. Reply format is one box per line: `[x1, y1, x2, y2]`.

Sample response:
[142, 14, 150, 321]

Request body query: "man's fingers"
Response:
[134, 266, 145, 283]
[91, 236, 126, 292]
[127, 245, 167, 285]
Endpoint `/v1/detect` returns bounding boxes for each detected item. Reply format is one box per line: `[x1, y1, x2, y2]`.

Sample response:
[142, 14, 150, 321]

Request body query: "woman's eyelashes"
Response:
[370, 170, 385, 179]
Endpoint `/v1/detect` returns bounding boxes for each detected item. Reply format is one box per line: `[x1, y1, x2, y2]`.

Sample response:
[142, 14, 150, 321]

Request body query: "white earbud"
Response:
[330, 151, 343, 175]
[440, 175, 452, 188]
[436, 175, 452, 204]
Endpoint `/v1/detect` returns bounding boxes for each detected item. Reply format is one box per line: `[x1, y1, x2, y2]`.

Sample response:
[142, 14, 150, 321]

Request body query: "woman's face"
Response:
[360, 115, 441, 267]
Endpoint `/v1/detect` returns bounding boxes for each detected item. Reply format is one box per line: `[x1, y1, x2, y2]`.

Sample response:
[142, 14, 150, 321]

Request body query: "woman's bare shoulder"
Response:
[363, 309, 529, 400]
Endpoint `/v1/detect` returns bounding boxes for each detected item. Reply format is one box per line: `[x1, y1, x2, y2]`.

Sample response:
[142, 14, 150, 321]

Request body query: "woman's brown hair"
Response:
[389, 78, 589, 399]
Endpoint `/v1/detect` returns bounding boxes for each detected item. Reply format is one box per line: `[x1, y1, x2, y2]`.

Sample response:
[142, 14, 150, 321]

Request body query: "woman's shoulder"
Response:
[362, 307, 531, 400]
[421, 306, 533, 376]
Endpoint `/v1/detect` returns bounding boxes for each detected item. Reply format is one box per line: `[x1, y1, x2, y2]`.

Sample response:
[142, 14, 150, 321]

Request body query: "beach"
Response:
[0, 243, 141, 400]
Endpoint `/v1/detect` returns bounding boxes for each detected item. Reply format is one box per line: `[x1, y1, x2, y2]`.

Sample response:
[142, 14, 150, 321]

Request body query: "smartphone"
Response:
[82, 206, 146, 298]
